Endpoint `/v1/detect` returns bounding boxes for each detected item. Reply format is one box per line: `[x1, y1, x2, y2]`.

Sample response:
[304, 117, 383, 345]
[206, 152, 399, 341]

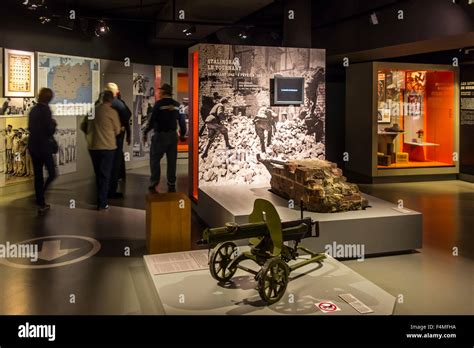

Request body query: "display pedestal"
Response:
[144, 251, 396, 315]
[146, 192, 191, 254]
[195, 185, 422, 255]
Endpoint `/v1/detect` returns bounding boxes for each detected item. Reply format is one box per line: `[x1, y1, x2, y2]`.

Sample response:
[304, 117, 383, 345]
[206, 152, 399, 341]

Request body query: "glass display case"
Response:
[377, 69, 455, 169]
[345, 62, 459, 182]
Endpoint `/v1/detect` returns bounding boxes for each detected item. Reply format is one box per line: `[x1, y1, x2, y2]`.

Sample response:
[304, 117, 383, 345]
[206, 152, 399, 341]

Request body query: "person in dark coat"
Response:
[28, 88, 57, 214]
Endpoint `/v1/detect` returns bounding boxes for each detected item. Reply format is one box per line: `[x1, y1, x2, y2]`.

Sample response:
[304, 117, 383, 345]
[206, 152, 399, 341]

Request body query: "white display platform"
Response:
[196, 185, 423, 255]
[144, 251, 396, 315]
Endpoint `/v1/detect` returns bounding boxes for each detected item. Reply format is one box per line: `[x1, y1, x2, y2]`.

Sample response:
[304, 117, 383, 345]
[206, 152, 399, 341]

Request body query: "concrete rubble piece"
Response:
[258, 156, 369, 213]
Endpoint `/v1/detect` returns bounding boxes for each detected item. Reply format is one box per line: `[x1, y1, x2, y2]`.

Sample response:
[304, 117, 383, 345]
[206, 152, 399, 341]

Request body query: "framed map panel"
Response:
[37, 52, 100, 117]
[4, 49, 35, 97]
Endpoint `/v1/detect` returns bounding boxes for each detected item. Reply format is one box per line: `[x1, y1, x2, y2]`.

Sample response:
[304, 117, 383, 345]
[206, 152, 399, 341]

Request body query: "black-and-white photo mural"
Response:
[197, 44, 326, 186]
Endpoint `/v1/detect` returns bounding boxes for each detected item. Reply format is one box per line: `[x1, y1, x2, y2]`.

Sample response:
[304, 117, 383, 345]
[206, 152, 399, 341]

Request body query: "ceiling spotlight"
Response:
[39, 15, 51, 24]
[22, 0, 45, 10]
[370, 12, 379, 25]
[183, 25, 196, 37]
[95, 20, 110, 37]
[238, 30, 249, 40]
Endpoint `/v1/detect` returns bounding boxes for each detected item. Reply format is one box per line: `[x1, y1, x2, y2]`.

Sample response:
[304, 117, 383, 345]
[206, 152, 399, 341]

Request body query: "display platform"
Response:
[196, 185, 422, 255]
[144, 251, 396, 315]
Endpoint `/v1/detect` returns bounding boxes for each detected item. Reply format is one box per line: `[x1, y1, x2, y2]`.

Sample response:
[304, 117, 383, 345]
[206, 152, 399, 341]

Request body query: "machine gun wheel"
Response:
[209, 241, 238, 282]
[258, 257, 289, 305]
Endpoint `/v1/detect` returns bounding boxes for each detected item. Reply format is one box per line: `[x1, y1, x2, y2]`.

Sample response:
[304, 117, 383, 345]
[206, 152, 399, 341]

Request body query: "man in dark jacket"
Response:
[28, 88, 57, 214]
[142, 83, 186, 193]
[105, 82, 132, 198]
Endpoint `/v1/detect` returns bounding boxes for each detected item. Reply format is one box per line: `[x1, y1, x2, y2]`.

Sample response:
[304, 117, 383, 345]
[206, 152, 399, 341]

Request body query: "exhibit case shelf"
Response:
[346, 62, 459, 182]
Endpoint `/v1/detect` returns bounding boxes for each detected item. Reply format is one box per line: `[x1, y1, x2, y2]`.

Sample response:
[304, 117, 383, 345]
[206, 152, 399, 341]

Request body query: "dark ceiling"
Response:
[4, 0, 411, 48]
[3, 0, 474, 63]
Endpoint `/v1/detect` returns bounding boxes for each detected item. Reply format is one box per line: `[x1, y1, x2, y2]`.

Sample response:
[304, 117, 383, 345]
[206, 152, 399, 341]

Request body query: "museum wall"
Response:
[325, 68, 346, 169]
[0, 47, 175, 197]
[194, 44, 326, 189]
[460, 63, 474, 177]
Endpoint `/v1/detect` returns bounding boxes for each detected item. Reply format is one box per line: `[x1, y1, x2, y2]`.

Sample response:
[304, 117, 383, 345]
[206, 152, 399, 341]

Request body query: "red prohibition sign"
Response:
[319, 302, 337, 312]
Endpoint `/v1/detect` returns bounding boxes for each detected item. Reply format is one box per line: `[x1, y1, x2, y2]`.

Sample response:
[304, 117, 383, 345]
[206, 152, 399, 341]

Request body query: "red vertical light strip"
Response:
[192, 51, 199, 201]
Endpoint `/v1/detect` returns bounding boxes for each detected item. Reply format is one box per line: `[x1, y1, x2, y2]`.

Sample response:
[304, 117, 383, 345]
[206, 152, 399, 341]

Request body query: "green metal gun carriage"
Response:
[198, 199, 326, 305]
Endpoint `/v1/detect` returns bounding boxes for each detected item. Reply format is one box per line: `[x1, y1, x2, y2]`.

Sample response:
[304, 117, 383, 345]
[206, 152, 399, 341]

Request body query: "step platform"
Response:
[195, 185, 422, 255]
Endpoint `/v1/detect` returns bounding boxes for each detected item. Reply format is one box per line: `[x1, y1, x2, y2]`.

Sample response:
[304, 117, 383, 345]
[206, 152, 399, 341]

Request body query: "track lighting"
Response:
[238, 30, 248, 40]
[95, 20, 110, 37]
[22, 0, 45, 10]
[39, 15, 51, 24]
[183, 25, 196, 37]
[370, 12, 379, 25]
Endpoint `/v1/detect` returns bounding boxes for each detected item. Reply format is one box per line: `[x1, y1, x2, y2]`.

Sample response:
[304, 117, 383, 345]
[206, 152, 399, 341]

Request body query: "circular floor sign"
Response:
[316, 301, 341, 313]
[0, 235, 101, 269]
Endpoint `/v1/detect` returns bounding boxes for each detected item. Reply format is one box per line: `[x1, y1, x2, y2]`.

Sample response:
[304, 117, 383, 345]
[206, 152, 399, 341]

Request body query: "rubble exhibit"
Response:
[258, 157, 369, 213]
[199, 115, 325, 185]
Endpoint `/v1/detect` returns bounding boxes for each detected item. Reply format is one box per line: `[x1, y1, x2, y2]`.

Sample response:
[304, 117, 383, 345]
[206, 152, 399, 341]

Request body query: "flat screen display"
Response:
[274, 77, 304, 105]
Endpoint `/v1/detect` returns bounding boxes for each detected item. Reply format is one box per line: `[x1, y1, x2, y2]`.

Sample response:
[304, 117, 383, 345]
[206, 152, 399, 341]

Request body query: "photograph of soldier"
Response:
[17, 129, 29, 176]
[179, 97, 189, 138]
[254, 104, 277, 153]
[5, 125, 14, 174]
[201, 97, 234, 159]
[1, 98, 11, 115]
[0, 128, 4, 174]
[199, 92, 221, 136]
[1, 124, 34, 181]
[12, 129, 28, 176]
[132, 72, 154, 158]
[12, 130, 20, 175]
[56, 129, 66, 166]
[53, 127, 77, 173]
[0, 124, 34, 185]
[0, 97, 35, 116]
[302, 68, 325, 143]
[68, 128, 77, 163]
[24, 132, 33, 177]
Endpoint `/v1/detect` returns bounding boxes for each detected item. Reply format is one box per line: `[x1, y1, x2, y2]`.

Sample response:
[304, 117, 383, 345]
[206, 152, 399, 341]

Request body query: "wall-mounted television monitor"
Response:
[273, 77, 305, 105]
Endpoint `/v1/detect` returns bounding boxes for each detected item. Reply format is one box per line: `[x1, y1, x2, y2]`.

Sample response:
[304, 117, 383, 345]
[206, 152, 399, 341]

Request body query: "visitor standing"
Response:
[81, 91, 122, 210]
[142, 84, 186, 193]
[28, 88, 57, 214]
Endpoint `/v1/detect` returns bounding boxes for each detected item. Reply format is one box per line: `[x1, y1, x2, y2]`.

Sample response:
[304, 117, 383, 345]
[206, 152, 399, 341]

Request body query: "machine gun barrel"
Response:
[198, 218, 314, 246]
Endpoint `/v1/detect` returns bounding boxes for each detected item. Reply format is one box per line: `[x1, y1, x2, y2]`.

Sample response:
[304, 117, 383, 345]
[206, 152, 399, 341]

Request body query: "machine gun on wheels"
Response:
[198, 199, 325, 305]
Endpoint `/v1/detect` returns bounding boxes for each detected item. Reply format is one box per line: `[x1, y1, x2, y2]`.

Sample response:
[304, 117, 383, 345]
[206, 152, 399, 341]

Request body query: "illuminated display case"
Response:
[346, 62, 459, 182]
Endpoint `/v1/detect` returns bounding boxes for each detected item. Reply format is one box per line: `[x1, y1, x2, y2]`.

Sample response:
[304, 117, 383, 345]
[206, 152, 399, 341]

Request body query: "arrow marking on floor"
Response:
[37, 240, 80, 261]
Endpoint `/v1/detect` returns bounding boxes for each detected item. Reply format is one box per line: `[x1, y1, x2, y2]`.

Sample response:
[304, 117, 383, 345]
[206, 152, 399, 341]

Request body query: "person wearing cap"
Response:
[104, 82, 132, 199]
[142, 83, 186, 193]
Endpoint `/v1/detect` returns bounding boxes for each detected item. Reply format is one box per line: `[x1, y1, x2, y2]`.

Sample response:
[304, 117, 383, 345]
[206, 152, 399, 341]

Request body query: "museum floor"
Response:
[0, 164, 472, 315]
